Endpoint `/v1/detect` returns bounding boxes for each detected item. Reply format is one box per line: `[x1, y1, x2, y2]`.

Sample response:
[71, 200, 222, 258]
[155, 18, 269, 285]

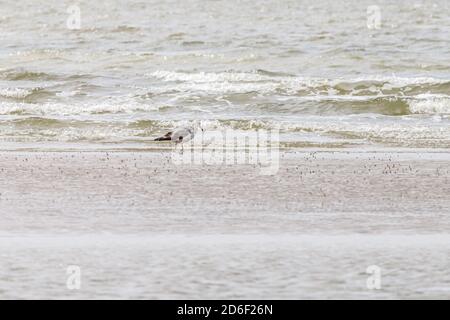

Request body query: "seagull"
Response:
[154, 121, 204, 151]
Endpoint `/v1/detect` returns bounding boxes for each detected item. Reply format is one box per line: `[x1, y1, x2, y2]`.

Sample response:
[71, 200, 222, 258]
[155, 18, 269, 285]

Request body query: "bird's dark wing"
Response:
[154, 131, 172, 141]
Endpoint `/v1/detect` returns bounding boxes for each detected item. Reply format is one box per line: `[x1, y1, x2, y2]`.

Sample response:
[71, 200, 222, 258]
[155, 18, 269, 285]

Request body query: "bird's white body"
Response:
[170, 126, 196, 144]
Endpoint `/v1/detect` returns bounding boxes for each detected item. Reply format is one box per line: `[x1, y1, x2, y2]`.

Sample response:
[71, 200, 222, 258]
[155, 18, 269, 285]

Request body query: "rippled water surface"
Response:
[0, 0, 449, 149]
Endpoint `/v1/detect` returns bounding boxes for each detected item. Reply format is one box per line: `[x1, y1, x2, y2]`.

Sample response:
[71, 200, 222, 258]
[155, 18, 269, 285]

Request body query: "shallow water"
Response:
[2, 233, 450, 299]
[1, 0, 449, 149]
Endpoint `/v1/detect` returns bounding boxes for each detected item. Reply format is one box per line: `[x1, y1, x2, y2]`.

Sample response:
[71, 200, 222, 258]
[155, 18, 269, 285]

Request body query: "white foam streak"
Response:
[0, 88, 35, 99]
[408, 94, 450, 114]
[0, 101, 162, 116]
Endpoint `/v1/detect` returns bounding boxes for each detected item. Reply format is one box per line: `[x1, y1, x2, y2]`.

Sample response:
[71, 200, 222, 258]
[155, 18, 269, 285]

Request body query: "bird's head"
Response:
[192, 119, 204, 132]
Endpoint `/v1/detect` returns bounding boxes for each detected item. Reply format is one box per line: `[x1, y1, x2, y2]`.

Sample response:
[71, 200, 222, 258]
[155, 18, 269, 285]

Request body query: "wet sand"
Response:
[0, 149, 449, 299]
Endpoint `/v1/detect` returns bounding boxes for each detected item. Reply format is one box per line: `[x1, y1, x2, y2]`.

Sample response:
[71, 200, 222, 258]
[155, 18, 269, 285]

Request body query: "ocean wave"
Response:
[0, 118, 143, 143]
[0, 87, 57, 102]
[148, 118, 450, 147]
[1, 117, 447, 148]
[0, 101, 164, 116]
[147, 71, 450, 113]
[1, 70, 449, 117]
[148, 70, 449, 90]
[149, 70, 280, 83]
[273, 94, 450, 116]
[0, 88, 37, 99]
[144, 70, 450, 115]
[0, 68, 57, 81]
[0, 95, 447, 118]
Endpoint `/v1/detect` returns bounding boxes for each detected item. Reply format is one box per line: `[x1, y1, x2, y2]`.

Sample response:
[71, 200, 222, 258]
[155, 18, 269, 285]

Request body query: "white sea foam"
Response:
[149, 71, 448, 86]
[147, 71, 450, 97]
[408, 94, 450, 114]
[0, 100, 163, 116]
[1, 116, 447, 147]
[0, 88, 35, 99]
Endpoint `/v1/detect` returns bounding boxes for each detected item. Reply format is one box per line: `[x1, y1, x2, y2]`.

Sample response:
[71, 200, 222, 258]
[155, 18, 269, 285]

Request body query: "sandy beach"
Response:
[1, 149, 449, 299]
